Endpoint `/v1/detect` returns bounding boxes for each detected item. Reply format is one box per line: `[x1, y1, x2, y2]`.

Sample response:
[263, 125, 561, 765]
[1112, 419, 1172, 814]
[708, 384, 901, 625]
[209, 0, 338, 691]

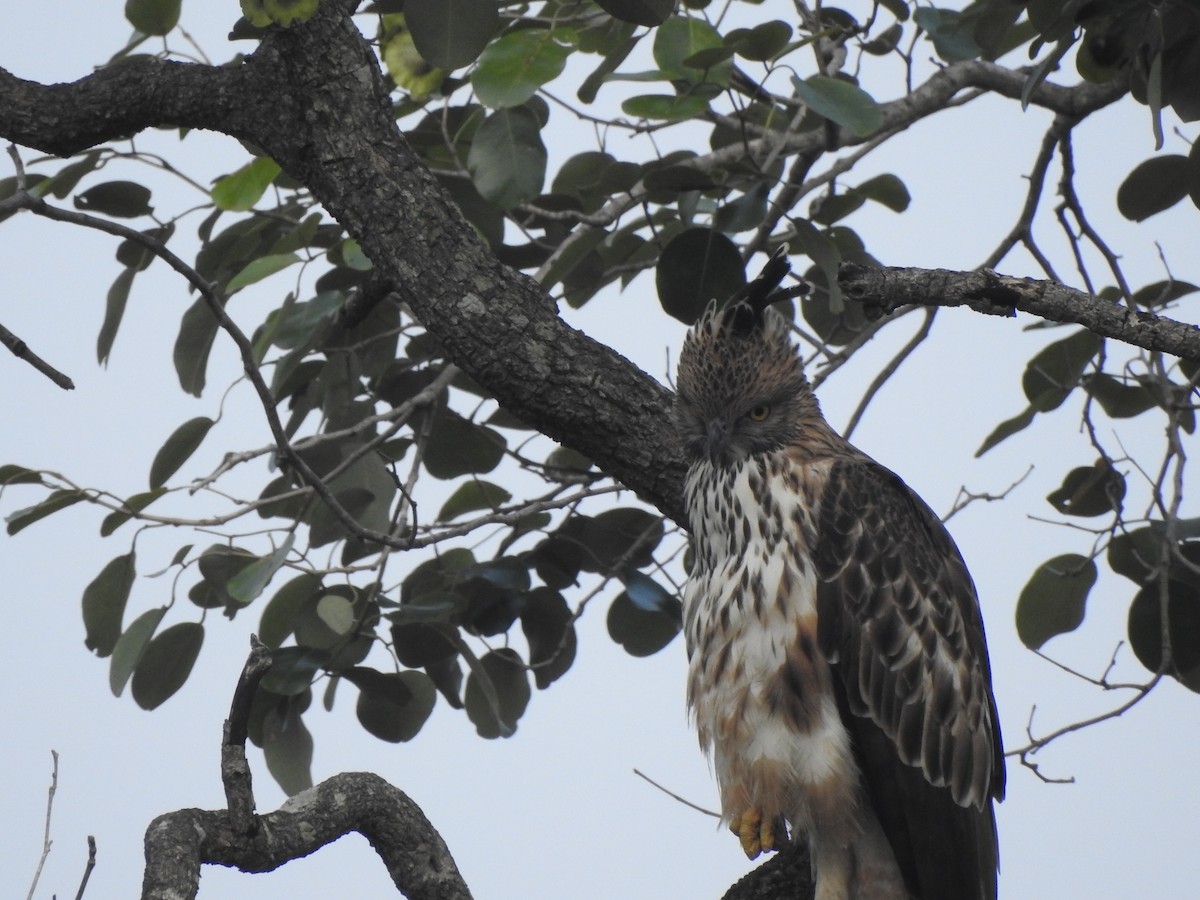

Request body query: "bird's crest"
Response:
[722, 246, 809, 337]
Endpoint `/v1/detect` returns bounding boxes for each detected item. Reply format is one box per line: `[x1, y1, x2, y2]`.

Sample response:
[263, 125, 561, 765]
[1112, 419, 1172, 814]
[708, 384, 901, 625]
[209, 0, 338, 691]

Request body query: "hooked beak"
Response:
[705, 419, 729, 465]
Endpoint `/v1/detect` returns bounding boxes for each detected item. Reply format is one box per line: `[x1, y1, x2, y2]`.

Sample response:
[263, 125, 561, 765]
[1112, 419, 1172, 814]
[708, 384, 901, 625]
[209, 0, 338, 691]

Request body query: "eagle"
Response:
[673, 251, 1005, 900]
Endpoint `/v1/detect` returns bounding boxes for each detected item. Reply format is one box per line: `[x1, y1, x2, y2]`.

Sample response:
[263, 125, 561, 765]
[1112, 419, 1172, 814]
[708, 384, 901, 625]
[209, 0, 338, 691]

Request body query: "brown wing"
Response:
[813, 457, 1005, 900]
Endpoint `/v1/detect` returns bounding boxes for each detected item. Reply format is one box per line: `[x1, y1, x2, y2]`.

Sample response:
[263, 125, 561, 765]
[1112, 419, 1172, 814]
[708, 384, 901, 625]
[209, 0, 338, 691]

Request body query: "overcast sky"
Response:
[3, 4, 1198, 900]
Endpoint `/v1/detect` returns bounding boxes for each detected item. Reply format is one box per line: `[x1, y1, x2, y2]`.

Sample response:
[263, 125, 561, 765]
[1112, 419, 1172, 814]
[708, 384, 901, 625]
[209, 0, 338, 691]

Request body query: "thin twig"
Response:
[633, 768, 720, 819]
[0, 320, 76, 390]
[842, 306, 936, 440]
[25, 749, 58, 900]
[72, 836, 97, 900]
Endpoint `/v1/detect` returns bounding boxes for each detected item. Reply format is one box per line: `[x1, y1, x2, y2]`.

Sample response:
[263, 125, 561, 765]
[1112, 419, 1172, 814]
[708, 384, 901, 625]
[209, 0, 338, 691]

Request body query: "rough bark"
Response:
[840, 264, 1200, 361]
[142, 772, 471, 900]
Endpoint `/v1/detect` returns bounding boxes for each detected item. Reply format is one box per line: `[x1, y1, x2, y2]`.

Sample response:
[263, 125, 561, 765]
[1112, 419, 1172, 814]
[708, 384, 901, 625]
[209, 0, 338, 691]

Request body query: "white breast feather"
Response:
[683, 457, 859, 833]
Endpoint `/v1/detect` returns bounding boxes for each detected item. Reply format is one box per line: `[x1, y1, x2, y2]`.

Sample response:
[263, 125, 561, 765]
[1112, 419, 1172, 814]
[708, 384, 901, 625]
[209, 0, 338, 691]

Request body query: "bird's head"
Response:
[673, 252, 818, 467]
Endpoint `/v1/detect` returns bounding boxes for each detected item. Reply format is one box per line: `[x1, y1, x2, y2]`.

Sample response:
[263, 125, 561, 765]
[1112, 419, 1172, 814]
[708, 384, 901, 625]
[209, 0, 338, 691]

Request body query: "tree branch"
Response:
[142, 636, 472, 900]
[142, 772, 471, 900]
[0, 319, 75, 389]
[840, 264, 1200, 361]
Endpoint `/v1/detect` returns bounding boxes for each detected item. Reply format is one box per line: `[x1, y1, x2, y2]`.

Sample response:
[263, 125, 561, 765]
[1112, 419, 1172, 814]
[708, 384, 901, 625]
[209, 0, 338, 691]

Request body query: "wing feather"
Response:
[813, 457, 1005, 900]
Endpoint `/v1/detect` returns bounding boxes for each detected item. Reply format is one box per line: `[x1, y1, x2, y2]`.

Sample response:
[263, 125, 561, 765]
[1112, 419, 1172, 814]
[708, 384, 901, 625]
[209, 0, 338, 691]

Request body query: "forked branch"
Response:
[142, 637, 471, 900]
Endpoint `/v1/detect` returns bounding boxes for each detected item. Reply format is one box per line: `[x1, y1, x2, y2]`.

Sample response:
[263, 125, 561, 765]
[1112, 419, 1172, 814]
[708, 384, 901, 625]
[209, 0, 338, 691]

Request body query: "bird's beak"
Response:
[705, 419, 728, 465]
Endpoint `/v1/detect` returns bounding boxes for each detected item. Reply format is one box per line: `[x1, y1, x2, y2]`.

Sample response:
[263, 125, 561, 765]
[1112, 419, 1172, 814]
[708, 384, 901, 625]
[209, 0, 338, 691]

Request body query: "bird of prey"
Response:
[674, 251, 1005, 900]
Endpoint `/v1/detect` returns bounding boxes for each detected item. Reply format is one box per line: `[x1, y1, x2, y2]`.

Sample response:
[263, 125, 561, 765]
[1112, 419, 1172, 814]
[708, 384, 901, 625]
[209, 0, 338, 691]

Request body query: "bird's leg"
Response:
[729, 810, 786, 859]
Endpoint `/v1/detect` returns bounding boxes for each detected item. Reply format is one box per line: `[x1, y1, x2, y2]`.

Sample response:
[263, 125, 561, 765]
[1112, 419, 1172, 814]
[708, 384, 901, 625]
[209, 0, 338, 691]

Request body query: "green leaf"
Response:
[82, 553, 137, 658]
[211, 156, 281, 212]
[437, 480, 512, 521]
[1022, 328, 1100, 412]
[98, 267, 136, 365]
[1046, 461, 1125, 517]
[559, 508, 665, 574]
[125, 0, 180, 35]
[1188, 138, 1200, 212]
[1107, 527, 1162, 585]
[1130, 279, 1200, 309]
[262, 697, 314, 795]
[790, 75, 882, 137]
[6, 489, 86, 535]
[195, 544, 258, 610]
[316, 592, 356, 635]
[607, 588, 682, 656]
[713, 183, 770, 234]
[520, 588, 576, 689]
[0, 464, 42, 486]
[74, 181, 153, 218]
[620, 93, 710, 122]
[390, 621, 459, 668]
[532, 536, 583, 590]
[471, 29, 572, 108]
[47, 151, 102, 199]
[109, 607, 166, 696]
[262, 646, 330, 696]
[728, 21, 793, 61]
[653, 15, 731, 86]
[464, 647, 530, 738]
[130, 622, 204, 709]
[149, 416, 214, 490]
[1081, 373, 1157, 419]
[856, 173, 911, 211]
[975, 404, 1036, 457]
[1014, 554, 1097, 650]
[620, 571, 675, 613]
[1117, 156, 1189, 222]
[406, 0, 499, 69]
[350, 669, 437, 742]
[173, 296, 220, 397]
[593, 0, 672, 26]
[656, 227, 745, 324]
[467, 107, 547, 209]
[422, 410, 507, 479]
[259, 573, 321, 649]
[791, 218, 843, 312]
[226, 252, 300, 294]
[101, 488, 167, 537]
[912, 6, 982, 62]
[227, 534, 295, 605]
[1127, 580, 1200, 690]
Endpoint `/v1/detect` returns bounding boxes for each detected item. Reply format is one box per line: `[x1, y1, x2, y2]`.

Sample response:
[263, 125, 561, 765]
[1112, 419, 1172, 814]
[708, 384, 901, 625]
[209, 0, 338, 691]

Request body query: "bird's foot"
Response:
[729, 809, 781, 859]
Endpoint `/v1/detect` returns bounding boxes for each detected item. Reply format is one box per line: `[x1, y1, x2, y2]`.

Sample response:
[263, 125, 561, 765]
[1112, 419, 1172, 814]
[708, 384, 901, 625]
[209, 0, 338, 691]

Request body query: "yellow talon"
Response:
[730, 810, 778, 859]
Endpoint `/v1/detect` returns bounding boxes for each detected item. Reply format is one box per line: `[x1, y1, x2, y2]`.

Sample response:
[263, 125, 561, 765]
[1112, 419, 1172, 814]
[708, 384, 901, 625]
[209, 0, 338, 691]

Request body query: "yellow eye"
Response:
[748, 404, 770, 421]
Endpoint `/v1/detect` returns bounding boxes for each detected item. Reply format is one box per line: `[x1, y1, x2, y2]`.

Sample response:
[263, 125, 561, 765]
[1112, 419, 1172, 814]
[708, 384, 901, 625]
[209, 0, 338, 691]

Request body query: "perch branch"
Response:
[840, 264, 1200, 361]
[142, 639, 472, 900]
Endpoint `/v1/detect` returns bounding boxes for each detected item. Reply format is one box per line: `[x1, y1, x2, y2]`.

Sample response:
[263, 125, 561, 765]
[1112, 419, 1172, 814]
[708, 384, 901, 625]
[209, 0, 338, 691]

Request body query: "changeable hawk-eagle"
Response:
[674, 252, 1005, 900]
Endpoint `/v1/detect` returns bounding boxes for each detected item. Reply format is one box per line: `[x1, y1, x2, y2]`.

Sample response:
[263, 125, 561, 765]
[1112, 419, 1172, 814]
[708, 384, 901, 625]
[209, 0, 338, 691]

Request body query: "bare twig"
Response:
[0, 319, 76, 390]
[73, 836, 97, 900]
[842, 306, 936, 440]
[633, 768, 720, 819]
[26, 749, 58, 900]
[943, 465, 1034, 523]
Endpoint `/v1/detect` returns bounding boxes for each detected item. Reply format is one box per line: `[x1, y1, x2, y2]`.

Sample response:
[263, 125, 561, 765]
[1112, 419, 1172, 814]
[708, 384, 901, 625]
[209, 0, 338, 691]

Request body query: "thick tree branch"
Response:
[142, 636, 471, 900]
[840, 264, 1200, 361]
[142, 772, 471, 900]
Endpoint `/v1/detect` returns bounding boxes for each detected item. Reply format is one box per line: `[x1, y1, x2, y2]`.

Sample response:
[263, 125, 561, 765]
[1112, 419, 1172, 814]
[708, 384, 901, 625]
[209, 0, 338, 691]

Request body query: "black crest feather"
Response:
[724, 247, 808, 335]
